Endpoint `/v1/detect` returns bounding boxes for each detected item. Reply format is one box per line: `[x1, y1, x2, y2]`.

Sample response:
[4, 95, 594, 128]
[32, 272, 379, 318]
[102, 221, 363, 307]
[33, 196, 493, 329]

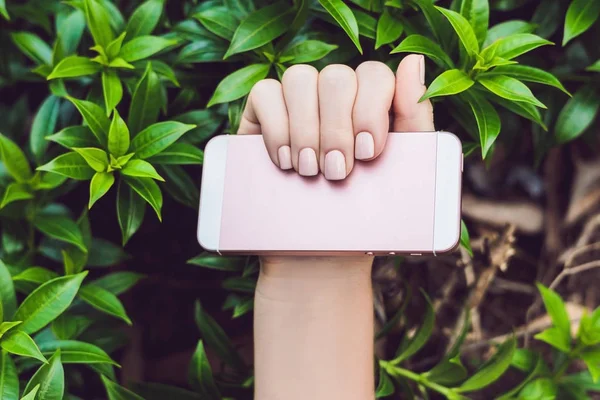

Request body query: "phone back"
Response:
[198, 132, 462, 255]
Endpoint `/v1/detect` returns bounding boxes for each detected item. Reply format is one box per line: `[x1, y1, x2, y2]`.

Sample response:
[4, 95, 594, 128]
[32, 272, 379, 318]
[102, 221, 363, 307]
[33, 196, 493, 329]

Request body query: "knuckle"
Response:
[356, 61, 393, 79]
[319, 64, 356, 86]
[282, 64, 318, 85]
[250, 78, 282, 96]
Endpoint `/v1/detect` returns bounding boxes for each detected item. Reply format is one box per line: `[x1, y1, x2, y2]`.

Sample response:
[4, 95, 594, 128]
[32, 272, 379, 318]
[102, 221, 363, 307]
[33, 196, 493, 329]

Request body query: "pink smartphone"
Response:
[197, 132, 462, 256]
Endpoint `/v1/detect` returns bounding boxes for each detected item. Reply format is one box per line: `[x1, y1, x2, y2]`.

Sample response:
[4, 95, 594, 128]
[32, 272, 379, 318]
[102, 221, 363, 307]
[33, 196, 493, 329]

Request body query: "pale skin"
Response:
[237, 54, 435, 400]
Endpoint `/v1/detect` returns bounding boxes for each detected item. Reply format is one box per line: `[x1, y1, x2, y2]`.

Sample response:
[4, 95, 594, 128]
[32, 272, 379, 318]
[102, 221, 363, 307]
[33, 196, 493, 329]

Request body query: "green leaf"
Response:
[30, 96, 60, 161]
[36, 173, 68, 191]
[375, 364, 395, 398]
[353, 9, 377, 40]
[189, 340, 220, 399]
[84, 0, 114, 48]
[20, 385, 39, 400]
[0, 331, 47, 364]
[11, 32, 52, 65]
[411, 0, 453, 52]
[34, 214, 87, 253]
[106, 32, 127, 60]
[51, 314, 91, 341]
[487, 93, 547, 129]
[457, 336, 516, 392]
[128, 63, 162, 135]
[131, 121, 196, 159]
[174, 110, 224, 144]
[0, 350, 18, 400]
[56, 10, 86, 57]
[375, 10, 403, 49]
[194, 301, 246, 373]
[478, 75, 546, 108]
[1, 183, 33, 209]
[193, 7, 238, 41]
[535, 283, 572, 346]
[78, 285, 132, 325]
[176, 39, 228, 64]
[92, 272, 144, 296]
[0, 133, 32, 182]
[394, 291, 434, 362]
[13, 273, 87, 335]
[0, 0, 8, 20]
[0, 261, 16, 322]
[435, 6, 479, 57]
[72, 147, 109, 172]
[460, 0, 489, 46]
[89, 172, 115, 209]
[280, 40, 338, 64]
[225, 0, 256, 19]
[87, 238, 129, 267]
[146, 143, 203, 165]
[38, 340, 117, 366]
[45, 126, 98, 149]
[563, 0, 600, 45]
[67, 97, 110, 146]
[125, 0, 164, 40]
[421, 69, 474, 101]
[47, 56, 101, 80]
[225, 1, 294, 58]
[460, 220, 474, 257]
[485, 65, 569, 95]
[519, 378, 558, 399]
[121, 160, 164, 181]
[318, 0, 363, 54]
[588, 59, 600, 72]
[102, 70, 123, 115]
[13, 267, 58, 285]
[119, 36, 176, 62]
[23, 350, 64, 400]
[555, 87, 600, 144]
[158, 165, 199, 208]
[463, 90, 501, 158]
[187, 254, 243, 271]
[102, 375, 145, 400]
[535, 327, 571, 352]
[581, 349, 600, 383]
[123, 176, 162, 221]
[390, 34, 454, 69]
[36, 152, 95, 180]
[208, 64, 271, 107]
[117, 181, 146, 245]
[0, 322, 22, 340]
[108, 110, 130, 157]
[426, 355, 468, 386]
[578, 308, 600, 346]
[480, 33, 552, 61]
[484, 20, 536, 47]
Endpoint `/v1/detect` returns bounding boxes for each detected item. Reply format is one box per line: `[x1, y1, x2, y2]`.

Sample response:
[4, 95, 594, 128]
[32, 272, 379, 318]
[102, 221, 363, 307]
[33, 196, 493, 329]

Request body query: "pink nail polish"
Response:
[278, 146, 292, 170]
[419, 55, 425, 86]
[324, 150, 346, 180]
[355, 132, 375, 160]
[299, 148, 318, 176]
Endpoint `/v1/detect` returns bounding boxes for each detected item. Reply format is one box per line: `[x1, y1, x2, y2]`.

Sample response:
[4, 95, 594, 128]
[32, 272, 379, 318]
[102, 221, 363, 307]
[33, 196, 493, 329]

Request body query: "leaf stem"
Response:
[381, 361, 456, 398]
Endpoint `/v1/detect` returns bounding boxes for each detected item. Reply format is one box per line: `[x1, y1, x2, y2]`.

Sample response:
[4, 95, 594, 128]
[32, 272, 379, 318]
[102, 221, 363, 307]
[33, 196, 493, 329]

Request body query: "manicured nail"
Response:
[324, 150, 346, 180]
[299, 148, 318, 176]
[419, 55, 425, 86]
[355, 132, 374, 160]
[278, 146, 292, 170]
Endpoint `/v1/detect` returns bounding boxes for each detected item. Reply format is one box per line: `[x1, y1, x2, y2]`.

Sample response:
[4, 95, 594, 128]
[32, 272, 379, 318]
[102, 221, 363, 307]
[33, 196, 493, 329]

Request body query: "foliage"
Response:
[0, 0, 599, 398]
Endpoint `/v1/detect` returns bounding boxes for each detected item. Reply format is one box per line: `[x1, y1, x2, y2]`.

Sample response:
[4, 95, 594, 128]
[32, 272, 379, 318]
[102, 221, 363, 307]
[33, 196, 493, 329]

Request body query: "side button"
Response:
[410, 253, 422, 256]
[461, 153, 464, 172]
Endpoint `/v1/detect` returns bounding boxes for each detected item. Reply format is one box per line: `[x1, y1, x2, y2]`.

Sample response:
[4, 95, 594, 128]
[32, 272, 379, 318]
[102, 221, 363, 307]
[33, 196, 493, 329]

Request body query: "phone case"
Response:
[198, 132, 462, 256]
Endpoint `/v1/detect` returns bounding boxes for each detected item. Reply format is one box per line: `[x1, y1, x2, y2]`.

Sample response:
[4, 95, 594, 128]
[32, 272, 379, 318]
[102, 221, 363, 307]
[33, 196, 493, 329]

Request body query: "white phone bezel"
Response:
[197, 132, 462, 254]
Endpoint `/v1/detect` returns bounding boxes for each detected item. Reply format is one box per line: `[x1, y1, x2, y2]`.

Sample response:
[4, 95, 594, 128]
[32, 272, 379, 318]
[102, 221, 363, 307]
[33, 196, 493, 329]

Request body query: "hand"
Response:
[243, 55, 436, 400]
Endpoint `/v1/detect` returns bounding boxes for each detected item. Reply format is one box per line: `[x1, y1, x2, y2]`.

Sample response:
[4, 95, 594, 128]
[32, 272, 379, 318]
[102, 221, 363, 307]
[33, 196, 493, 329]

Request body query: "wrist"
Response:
[259, 255, 373, 279]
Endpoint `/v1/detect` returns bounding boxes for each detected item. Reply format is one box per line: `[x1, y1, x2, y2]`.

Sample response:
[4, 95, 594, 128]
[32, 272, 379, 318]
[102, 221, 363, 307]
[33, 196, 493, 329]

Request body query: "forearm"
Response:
[254, 257, 375, 400]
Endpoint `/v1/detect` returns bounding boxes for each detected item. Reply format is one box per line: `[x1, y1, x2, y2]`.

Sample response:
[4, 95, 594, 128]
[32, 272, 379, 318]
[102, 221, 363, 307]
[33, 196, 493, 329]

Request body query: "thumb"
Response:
[392, 54, 435, 132]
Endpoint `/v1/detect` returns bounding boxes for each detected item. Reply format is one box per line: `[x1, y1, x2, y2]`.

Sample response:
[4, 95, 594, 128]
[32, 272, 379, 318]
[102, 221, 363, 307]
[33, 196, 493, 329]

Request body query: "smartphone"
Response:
[197, 132, 462, 256]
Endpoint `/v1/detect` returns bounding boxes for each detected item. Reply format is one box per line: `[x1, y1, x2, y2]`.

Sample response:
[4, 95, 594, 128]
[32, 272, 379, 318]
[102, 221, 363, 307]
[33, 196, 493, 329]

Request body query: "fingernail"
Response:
[278, 146, 292, 170]
[324, 150, 346, 180]
[419, 55, 425, 86]
[355, 132, 375, 160]
[299, 148, 318, 176]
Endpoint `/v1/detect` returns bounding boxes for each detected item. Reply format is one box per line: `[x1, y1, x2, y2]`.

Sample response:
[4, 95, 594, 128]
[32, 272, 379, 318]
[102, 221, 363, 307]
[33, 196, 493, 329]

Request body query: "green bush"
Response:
[0, 0, 599, 399]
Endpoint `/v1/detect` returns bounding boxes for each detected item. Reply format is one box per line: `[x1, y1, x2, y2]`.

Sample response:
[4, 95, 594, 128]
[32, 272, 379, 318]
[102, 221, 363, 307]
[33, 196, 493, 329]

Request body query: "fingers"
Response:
[318, 65, 357, 180]
[353, 61, 395, 160]
[282, 65, 320, 176]
[393, 54, 435, 132]
[239, 79, 291, 169]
